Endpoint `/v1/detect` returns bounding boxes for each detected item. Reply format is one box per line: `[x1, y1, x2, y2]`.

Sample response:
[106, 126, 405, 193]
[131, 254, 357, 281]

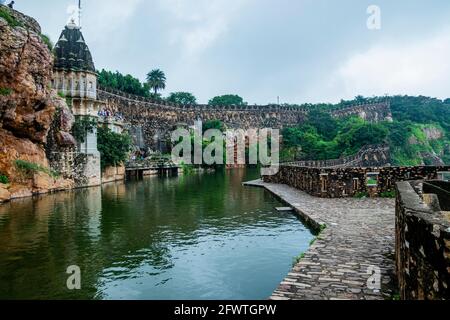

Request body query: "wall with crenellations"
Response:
[97, 87, 392, 151]
[263, 165, 450, 198]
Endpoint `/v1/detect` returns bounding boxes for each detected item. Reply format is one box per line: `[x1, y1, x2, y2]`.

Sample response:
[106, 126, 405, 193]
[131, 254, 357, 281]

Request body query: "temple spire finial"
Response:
[78, 0, 82, 28]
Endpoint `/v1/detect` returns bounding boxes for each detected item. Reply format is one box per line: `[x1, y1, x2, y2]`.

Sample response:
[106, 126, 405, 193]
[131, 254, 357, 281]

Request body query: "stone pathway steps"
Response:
[244, 180, 396, 300]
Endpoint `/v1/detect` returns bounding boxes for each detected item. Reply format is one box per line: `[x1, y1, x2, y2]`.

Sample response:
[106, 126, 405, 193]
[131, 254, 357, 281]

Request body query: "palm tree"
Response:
[146, 69, 166, 95]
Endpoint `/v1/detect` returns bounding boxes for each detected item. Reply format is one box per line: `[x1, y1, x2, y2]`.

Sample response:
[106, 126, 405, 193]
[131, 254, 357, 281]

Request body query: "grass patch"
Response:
[0, 6, 22, 28]
[292, 224, 327, 267]
[292, 253, 305, 267]
[57, 91, 65, 99]
[354, 192, 369, 199]
[15, 160, 59, 178]
[380, 191, 396, 198]
[0, 87, 12, 96]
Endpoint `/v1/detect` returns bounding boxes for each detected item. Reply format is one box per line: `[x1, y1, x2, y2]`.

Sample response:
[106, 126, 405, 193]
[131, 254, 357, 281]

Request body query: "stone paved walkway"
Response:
[244, 180, 396, 300]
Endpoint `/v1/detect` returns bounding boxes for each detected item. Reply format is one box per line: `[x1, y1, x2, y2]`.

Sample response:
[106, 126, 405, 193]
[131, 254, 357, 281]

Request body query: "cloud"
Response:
[324, 27, 450, 101]
[158, 0, 252, 57]
[83, 0, 143, 42]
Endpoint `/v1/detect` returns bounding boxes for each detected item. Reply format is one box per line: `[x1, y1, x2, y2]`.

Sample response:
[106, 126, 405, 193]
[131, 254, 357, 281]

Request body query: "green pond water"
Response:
[0, 169, 313, 300]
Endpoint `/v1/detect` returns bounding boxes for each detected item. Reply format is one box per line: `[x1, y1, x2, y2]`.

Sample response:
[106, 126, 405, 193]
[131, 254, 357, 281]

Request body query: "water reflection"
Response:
[0, 169, 313, 300]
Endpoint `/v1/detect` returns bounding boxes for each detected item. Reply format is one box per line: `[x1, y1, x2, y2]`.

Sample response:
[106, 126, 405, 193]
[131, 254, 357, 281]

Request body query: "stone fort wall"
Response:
[98, 87, 392, 150]
[396, 180, 450, 300]
[285, 144, 391, 168]
[263, 165, 450, 198]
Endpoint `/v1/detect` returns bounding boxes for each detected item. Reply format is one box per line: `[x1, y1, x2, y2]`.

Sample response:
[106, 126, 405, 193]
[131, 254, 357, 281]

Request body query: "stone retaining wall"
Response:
[395, 180, 450, 300]
[263, 166, 450, 198]
[101, 165, 126, 183]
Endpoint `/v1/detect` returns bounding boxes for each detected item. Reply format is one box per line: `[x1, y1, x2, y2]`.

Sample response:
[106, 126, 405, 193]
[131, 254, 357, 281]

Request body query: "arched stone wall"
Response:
[97, 87, 392, 150]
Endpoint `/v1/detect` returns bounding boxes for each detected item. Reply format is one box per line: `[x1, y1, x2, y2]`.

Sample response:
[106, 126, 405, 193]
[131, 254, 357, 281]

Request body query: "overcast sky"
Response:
[14, 0, 450, 104]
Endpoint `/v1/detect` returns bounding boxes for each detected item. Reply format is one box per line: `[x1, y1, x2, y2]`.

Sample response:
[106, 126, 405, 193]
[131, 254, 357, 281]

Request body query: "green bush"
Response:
[354, 192, 369, 199]
[71, 116, 97, 143]
[0, 87, 12, 96]
[0, 174, 9, 184]
[15, 160, 59, 178]
[97, 127, 132, 170]
[380, 191, 396, 198]
[181, 162, 194, 175]
[40, 34, 53, 51]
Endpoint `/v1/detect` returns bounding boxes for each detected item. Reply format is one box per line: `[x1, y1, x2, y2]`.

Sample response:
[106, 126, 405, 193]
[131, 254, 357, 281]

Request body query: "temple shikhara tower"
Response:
[52, 18, 102, 186]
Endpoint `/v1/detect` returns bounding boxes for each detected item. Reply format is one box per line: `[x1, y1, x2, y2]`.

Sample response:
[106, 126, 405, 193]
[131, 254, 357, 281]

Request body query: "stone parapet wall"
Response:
[263, 165, 450, 198]
[395, 180, 450, 300]
[423, 181, 450, 211]
[98, 88, 307, 150]
[330, 102, 392, 122]
[97, 87, 391, 150]
[286, 144, 391, 168]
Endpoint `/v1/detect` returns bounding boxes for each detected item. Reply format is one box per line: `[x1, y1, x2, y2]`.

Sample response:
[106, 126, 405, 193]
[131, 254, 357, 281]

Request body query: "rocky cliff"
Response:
[0, 5, 75, 202]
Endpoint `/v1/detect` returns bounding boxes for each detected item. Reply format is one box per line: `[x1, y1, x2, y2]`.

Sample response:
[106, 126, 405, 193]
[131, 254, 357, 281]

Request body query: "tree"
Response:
[97, 69, 150, 97]
[208, 94, 246, 106]
[308, 110, 338, 141]
[146, 69, 166, 95]
[97, 127, 133, 170]
[336, 120, 388, 156]
[167, 92, 197, 105]
[355, 95, 367, 103]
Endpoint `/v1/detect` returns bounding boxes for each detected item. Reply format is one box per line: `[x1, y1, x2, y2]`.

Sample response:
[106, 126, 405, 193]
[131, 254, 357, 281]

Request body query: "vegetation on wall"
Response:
[97, 127, 132, 170]
[71, 116, 97, 143]
[0, 174, 9, 184]
[203, 120, 226, 133]
[14, 160, 59, 178]
[0, 87, 12, 96]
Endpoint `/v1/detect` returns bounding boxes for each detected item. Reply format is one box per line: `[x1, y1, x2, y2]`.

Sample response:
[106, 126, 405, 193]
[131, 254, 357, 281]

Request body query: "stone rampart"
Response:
[97, 87, 391, 150]
[263, 165, 450, 198]
[395, 180, 450, 299]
